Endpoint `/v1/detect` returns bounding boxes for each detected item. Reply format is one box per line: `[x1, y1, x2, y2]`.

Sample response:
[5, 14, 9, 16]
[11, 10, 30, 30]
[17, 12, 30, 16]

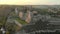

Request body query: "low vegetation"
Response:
[15, 17, 27, 25]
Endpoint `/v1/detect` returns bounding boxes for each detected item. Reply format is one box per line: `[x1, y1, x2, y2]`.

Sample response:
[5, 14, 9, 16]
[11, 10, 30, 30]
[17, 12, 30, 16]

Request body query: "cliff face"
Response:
[0, 5, 15, 26]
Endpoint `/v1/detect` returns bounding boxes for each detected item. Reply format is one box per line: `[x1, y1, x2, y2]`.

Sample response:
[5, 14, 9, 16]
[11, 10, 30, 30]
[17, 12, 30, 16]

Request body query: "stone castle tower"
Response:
[25, 10, 32, 23]
[15, 8, 18, 15]
[19, 11, 23, 19]
[25, 6, 33, 23]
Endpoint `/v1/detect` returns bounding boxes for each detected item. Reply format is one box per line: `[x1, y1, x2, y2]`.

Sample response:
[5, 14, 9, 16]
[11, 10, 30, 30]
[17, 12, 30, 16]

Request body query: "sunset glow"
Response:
[0, 0, 60, 5]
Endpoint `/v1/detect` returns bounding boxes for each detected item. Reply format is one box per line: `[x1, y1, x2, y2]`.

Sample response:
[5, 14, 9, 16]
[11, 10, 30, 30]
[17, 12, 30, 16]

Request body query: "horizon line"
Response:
[0, 4, 60, 5]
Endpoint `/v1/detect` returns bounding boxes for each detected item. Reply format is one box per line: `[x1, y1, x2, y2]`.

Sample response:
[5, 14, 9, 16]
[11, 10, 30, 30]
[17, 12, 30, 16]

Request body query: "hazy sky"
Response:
[0, 0, 60, 5]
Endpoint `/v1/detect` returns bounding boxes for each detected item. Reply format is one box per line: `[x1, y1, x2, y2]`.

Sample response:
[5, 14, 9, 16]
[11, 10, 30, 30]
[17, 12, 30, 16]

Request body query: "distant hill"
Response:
[32, 5, 60, 9]
[0, 5, 14, 16]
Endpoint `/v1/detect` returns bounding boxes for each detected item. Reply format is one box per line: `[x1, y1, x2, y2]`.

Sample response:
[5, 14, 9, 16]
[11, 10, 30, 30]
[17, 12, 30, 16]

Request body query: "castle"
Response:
[15, 6, 37, 23]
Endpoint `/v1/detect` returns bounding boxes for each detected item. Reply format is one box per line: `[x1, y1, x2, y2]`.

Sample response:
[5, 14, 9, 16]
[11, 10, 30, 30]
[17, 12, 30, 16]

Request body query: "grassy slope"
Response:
[15, 17, 27, 25]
